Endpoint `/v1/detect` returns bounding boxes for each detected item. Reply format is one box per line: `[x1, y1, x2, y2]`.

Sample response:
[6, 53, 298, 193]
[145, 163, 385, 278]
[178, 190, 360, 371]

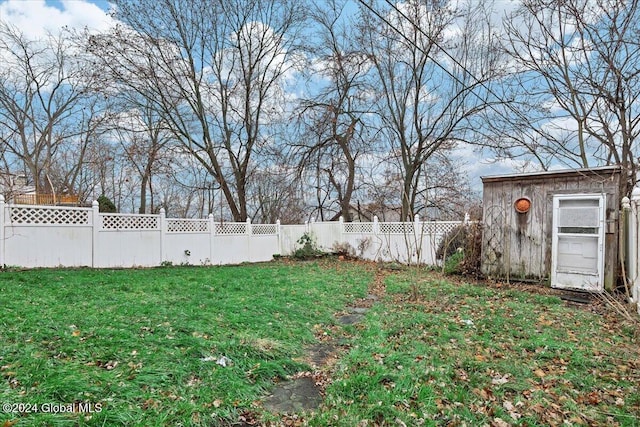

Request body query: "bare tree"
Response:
[296, 0, 372, 222]
[358, 0, 500, 220]
[88, 0, 306, 221]
[0, 22, 103, 199]
[249, 163, 306, 223]
[111, 98, 172, 213]
[501, 0, 640, 196]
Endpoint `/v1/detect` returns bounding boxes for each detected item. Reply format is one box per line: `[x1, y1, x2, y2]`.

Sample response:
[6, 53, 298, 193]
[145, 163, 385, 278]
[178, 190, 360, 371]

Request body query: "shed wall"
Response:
[481, 169, 620, 289]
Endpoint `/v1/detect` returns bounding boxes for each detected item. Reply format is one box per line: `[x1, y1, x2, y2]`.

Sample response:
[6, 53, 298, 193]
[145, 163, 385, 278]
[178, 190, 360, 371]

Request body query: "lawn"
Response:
[0, 261, 638, 426]
[0, 261, 370, 426]
[315, 270, 640, 427]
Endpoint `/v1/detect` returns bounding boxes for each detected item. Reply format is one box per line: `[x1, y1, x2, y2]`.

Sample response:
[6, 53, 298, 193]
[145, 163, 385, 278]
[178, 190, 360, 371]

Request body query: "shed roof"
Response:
[481, 165, 621, 183]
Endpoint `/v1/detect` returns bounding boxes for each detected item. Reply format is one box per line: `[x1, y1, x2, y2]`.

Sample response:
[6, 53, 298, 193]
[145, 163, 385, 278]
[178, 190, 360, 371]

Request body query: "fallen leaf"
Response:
[72, 329, 81, 337]
[141, 398, 159, 410]
[537, 315, 553, 326]
[586, 391, 601, 405]
[491, 417, 510, 427]
[534, 369, 546, 378]
[213, 399, 222, 408]
[492, 374, 509, 385]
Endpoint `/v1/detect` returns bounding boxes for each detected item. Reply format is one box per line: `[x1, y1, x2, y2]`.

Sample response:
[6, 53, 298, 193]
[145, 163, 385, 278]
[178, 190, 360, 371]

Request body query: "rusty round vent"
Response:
[514, 197, 531, 214]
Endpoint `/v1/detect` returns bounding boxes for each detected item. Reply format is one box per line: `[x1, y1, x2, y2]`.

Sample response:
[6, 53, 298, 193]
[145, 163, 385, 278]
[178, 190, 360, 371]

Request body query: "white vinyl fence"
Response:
[622, 190, 640, 315]
[0, 196, 464, 268]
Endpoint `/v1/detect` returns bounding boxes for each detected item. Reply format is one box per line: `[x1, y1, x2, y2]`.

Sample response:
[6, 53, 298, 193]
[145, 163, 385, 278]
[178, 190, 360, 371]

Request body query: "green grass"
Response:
[0, 262, 370, 426]
[1, 262, 639, 426]
[315, 270, 640, 426]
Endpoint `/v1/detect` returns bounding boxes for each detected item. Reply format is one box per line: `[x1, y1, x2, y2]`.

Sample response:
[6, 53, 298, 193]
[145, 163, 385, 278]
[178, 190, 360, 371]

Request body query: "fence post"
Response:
[276, 219, 282, 256]
[246, 218, 252, 262]
[622, 197, 632, 301]
[91, 200, 99, 268]
[414, 214, 421, 264]
[339, 216, 344, 244]
[209, 213, 215, 264]
[630, 188, 640, 311]
[159, 208, 166, 265]
[0, 195, 5, 267]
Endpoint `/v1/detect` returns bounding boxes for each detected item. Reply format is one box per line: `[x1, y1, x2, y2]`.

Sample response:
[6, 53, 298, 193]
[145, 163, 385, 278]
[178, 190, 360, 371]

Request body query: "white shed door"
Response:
[551, 194, 605, 292]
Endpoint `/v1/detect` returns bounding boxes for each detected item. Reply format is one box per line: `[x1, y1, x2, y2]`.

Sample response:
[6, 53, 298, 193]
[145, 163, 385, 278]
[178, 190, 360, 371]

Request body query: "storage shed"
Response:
[481, 166, 622, 292]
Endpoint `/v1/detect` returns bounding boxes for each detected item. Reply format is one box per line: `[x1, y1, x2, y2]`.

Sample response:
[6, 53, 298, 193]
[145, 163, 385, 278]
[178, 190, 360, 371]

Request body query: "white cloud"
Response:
[0, 0, 115, 38]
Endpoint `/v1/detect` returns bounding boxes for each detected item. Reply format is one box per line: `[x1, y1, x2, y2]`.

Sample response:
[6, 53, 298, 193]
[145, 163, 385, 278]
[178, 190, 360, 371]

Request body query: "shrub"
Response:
[97, 195, 117, 213]
[436, 225, 468, 261]
[459, 222, 483, 277]
[437, 222, 483, 276]
[293, 232, 325, 260]
[444, 250, 465, 274]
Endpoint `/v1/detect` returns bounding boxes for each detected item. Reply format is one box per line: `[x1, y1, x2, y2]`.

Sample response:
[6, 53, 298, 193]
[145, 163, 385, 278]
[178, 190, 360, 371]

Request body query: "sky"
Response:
[0, 0, 114, 37]
[0, 0, 533, 193]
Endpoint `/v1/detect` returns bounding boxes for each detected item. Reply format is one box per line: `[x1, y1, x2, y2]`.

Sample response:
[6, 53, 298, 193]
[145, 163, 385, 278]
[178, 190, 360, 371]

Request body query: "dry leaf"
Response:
[537, 315, 553, 326]
[491, 374, 509, 385]
[213, 399, 222, 408]
[491, 417, 510, 427]
[534, 369, 546, 378]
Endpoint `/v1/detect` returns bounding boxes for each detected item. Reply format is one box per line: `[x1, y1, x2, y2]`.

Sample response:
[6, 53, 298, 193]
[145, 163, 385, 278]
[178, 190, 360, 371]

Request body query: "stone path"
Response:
[262, 377, 323, 413]
[262, 268, 387, 416]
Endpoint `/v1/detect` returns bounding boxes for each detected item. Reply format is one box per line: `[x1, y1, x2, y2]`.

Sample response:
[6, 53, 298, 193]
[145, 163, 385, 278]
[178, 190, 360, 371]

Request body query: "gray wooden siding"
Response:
[481, 167, 621, 289]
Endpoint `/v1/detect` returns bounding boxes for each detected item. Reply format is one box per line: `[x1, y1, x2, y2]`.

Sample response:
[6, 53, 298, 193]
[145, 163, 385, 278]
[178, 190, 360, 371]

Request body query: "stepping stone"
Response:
[263, 377, 322, 413]
[306, 342, 337, 367]
[337, 313, 364, 325]
[347, 307, 368, 314]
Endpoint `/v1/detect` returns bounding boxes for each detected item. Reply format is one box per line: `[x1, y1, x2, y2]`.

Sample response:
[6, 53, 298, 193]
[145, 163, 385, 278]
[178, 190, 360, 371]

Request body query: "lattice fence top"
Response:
[215, 222, 247, 235]
[9, 206, 90, 225]
[421, 221, 462, 235]
[167, 219, 209, 233]
[252, 224, 277, 235]
[101, 214, 159, 230]
[341, 221, 463, 235]
[379, 222, 415, 234]
[343, 222, 374, 233]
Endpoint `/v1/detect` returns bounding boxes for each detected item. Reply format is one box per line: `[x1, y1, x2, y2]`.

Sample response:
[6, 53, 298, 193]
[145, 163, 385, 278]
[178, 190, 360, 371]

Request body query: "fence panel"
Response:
[95, 212, 162, 268]
[310, 221, 342, 251]
[3, 204, 93, 267]
[279, 224, 307, 255]
[0, 198, 466, 269]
